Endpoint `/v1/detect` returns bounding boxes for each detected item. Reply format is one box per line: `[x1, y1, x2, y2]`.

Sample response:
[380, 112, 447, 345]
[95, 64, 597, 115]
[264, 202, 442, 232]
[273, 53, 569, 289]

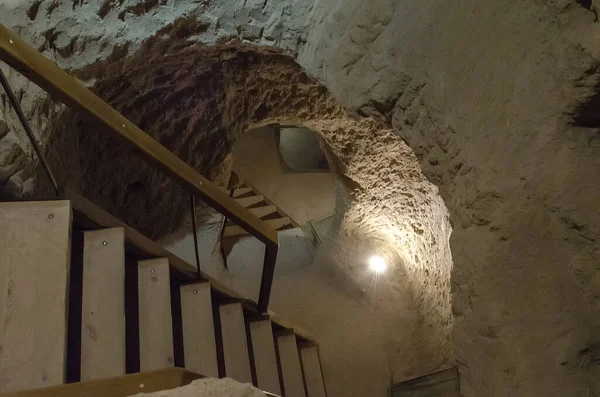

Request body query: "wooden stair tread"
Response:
[249, 205, 278, 218]
[180, 283, 219, 378]
[0, 201, 71, 393]
[234, 180, 300, 229]
[232, 187, 253, 198]
[277, 334, 306, 397]
[225, 206, 279, 226]
[300, 346, 327, 397]
[249, 320, 281, 395]
[236, 195, 265, 208]
[219, 303, 252, 384]
[138, 258, 174, 371]
[224, 217, 291, 239]
[81, 228, 126, 381]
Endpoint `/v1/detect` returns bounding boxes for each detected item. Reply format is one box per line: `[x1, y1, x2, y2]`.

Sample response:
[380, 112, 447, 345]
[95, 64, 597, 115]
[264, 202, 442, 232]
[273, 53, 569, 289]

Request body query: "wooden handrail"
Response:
[0, 24, 278, 247]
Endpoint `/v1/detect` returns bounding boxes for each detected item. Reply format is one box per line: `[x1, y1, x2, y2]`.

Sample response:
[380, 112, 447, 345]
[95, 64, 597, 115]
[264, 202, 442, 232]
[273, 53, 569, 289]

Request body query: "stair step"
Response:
[81, 228, 126, 381]
[277, 334, 306, 397]
[0, 201, 71, 392]
[300, 346, 326, 397]
[180, 283, 218, 378]
[138, 258, 174, 371]
[225, 206, 278, 226]
[224, 217, 291, 239]
[232, 187, 253, 198]
[235, 195, 264, 208]
[249, 320, 281, 395]
[249, 205, 278, 218]
[219, 303, 252, 384]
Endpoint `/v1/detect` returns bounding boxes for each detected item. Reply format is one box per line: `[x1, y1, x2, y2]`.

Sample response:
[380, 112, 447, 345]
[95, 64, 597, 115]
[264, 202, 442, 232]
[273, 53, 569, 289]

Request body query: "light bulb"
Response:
[369, 255, 387, 274]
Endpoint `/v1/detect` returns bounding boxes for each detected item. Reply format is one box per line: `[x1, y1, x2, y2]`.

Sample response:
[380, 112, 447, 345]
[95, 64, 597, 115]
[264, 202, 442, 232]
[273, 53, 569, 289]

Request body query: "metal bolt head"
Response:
[193, 289, 198, 294]
[9, 39, 14, 44]
[102, 241, 107, 246]
[122, 123, 126, 128]
[151, 269, 154, 273]
[48, 214, 54, 219]
[139, 383, 144, 389]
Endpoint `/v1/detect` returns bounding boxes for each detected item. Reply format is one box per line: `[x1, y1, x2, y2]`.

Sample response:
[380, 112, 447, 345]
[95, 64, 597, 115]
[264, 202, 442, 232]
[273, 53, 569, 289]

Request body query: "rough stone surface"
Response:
[131, 377, 264, 397]
[298, 2, 600, 396]
[1, 1, 600, 397]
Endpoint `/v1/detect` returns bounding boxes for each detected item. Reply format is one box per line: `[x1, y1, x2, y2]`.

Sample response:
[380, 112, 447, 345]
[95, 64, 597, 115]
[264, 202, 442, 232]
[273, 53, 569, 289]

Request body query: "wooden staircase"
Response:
[224, 181, 299, 240]
[0, 193, 327, 397]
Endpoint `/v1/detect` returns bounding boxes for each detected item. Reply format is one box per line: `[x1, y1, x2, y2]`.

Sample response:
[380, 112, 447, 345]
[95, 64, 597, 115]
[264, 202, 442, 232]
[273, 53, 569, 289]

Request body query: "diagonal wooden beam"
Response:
[0, 24, 278, 247]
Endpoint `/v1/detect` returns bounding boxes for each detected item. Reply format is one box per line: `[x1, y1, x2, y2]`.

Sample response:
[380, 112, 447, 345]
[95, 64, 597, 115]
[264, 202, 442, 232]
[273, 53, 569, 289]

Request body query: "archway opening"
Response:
[29, 27, 454, 396]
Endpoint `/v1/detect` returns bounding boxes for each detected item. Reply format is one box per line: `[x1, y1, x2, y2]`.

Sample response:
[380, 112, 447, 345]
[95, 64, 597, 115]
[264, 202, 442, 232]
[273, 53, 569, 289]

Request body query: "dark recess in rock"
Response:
[26, 0, 42, 20]
[47, 0, 59, 15]
[97, 0, 124, 19]
[577, 0, 592, 10]
[572, 82, 600, 128]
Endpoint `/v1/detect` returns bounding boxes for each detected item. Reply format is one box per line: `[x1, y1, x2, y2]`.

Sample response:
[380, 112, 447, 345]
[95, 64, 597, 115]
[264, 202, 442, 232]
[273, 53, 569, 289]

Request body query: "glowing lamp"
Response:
[369, 256, 387, 274]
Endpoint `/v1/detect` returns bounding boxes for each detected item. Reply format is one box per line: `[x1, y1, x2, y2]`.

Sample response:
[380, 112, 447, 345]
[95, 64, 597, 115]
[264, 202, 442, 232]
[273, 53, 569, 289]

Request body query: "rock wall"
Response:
[1, 0, 600, 396]
[298, 1, 600, 395]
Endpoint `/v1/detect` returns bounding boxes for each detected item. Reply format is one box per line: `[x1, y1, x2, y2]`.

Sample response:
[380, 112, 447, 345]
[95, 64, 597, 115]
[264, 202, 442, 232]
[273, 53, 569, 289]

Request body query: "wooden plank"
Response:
[219, 303, 252, 384]
[232, 187, 253, 198]
[300, 347, 326, 397]
[0, 24, 278, 247]
[0, 201, 71, 392]
[0, 368, 202, 397]
[236, 195, 265, 208]
[224, 218, 291, 239]
[81, 228, 126, 381]
[277, 334, 306, 397]
[250, 205, 278, 218]
[249, 320, 281, 395]
[138, 258, 174, 371]
[180, 283, 218, 378]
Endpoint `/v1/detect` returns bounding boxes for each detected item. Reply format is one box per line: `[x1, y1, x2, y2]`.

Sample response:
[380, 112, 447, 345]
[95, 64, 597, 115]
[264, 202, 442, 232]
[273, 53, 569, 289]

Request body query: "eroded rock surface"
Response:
[299, 1, 600, 396]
